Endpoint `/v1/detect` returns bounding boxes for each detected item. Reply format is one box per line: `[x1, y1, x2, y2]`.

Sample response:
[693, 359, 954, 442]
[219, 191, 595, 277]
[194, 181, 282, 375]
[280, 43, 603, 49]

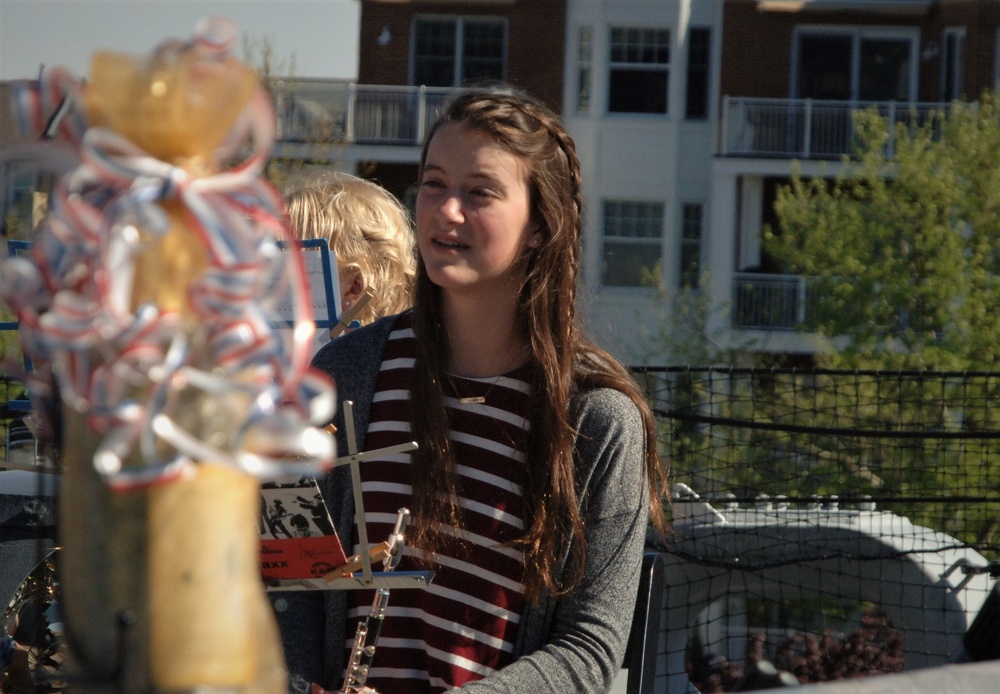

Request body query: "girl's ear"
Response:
[340, 265, 366, 313]
[527, 220, 544, 248]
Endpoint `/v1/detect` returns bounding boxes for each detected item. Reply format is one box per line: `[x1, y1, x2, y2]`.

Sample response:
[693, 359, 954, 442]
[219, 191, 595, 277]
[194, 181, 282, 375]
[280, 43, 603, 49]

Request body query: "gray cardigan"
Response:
[275, 315, 650, 693]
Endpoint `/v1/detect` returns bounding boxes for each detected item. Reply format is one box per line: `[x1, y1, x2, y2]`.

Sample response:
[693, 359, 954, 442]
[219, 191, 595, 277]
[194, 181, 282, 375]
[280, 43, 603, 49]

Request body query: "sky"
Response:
[0, 0, 360, 81]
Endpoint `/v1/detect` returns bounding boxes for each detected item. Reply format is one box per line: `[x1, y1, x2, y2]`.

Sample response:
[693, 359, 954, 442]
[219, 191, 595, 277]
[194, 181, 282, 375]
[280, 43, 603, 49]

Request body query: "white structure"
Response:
[658, 483, 995, 693]
[563, 0, 724, 365]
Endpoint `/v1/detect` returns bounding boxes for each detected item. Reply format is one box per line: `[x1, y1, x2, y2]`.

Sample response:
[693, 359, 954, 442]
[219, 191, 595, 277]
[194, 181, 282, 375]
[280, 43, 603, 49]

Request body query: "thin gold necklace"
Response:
[449, 373, 503, 405]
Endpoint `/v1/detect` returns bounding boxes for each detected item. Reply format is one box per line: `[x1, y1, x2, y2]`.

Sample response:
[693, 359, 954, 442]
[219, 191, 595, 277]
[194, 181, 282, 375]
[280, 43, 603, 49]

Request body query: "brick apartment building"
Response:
[358, 0, 566, 110]
[708, 0, 1000, 359]
[339, 0, 721, 365]
[7, 0, 1000, 366]
[342, 0, 568, 207]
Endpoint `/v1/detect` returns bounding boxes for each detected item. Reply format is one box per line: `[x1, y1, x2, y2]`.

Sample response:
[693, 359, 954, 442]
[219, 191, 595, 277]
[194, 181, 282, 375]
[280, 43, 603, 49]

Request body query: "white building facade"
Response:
[564, 0, 724, 365]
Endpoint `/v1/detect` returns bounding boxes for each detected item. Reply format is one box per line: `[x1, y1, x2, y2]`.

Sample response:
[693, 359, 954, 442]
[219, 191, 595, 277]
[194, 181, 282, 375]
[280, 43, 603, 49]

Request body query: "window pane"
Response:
[609, 68, 668, 113]
[682, 203, 701, 235]
[603, 241, 662, 287]
[414, 19, 456, 86]
[462, 20, 505, 84]
[605, 200, 664, 238]
[578, 25, 593, 61]
[686, 28, 711, 120]
[859, 38, 911, 101]
[609, 26, 670, 114]
[414, 20, 456, 59]
[943, 31, 964, 100]
[797, 34, 852, 100]
[610, 28, 627, 62]
[611, 27, 669, 66]
[578, 66, 592, 112]
[415, 58, 456, 87]
[4, 171, 38, 236]
[603, 200, 664, 286]
[680, 203, 703, 289]
[680, 245, 699, 288]
[578, 25, 593, 113]
[994, 28, 1000, 88]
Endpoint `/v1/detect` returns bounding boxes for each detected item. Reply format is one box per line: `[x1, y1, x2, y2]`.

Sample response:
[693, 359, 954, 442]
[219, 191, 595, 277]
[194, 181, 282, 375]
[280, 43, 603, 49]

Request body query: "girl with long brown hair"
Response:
[277, 87, 666, 694]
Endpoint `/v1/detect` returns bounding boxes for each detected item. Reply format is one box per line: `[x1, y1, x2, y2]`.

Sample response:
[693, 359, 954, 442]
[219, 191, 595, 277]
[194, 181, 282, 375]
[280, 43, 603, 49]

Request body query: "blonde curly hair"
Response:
[284, 171, 416, 326]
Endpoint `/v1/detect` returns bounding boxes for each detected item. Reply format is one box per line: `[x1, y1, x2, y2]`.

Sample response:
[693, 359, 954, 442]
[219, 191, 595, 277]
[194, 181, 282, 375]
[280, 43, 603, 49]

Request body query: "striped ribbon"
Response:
[0, 18, 335, 490]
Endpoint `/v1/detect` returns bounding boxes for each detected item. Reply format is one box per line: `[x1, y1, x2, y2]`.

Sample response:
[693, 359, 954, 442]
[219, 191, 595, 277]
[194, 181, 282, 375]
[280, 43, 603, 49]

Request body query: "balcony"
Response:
[733, 272, 815, 331]
[720, 96, 950, 160]
[271, 80, 454, 147]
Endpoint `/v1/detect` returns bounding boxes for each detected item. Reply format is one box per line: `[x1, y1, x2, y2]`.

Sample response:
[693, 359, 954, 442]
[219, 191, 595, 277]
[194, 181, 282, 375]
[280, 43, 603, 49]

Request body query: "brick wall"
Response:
[722, 0, 796, 99]
[937, 0, 1000, 100]
[358, 0, 566, 113]
[721, 0, 1000, 102]
[0, 83, 17, 145]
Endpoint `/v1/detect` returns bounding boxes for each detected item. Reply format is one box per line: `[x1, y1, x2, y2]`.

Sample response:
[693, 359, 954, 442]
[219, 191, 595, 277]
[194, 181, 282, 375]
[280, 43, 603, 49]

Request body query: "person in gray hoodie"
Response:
[275, 87, 667, 694]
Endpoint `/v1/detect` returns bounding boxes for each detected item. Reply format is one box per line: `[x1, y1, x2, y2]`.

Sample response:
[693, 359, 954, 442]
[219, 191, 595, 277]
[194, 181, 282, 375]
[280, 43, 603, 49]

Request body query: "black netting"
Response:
[634, 367, 1000, 691]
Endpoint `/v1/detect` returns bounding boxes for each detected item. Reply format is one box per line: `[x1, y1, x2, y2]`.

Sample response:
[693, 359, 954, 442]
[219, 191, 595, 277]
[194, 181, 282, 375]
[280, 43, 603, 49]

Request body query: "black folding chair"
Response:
[622, 551, 665, 694]
[963, 574, 1000, 662]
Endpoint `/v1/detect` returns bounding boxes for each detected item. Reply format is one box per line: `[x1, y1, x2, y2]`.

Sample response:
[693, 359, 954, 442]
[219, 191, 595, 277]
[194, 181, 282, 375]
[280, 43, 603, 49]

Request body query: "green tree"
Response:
[242, 33, 346, 191]
[767, 90, 1000, 371]
[760, 91, 1000, 552]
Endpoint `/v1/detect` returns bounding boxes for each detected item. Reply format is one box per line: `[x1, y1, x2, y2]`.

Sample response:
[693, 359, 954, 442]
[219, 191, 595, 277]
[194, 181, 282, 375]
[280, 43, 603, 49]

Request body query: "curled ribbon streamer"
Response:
[0, 23, 335, 490]
[11, 66, 87, 142]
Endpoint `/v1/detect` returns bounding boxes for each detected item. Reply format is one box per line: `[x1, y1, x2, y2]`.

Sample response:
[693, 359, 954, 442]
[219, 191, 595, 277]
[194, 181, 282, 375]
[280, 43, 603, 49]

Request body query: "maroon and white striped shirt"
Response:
[346, 313, 531, 693]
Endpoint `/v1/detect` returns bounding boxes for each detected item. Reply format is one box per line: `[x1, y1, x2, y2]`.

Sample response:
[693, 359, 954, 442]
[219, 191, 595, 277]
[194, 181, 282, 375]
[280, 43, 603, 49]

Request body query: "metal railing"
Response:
[271, 80, 455, 146]
[720, 96, 951, 160]
[732, 272, 814, 330]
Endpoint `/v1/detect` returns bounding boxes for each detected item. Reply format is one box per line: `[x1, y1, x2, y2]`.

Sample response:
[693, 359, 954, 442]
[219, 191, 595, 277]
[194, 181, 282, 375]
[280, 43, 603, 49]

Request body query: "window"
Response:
[609, 27, 670, 114]
[679, 203, 703, 289]
[942, 27, 965, 101]
[601, 200, 664, 287]
[995, 29, 1000, 89]
[3, 169, 37, 236]
[686, 28, 711, 120]
[577, 25, 593, 114]
[794, 28, 917, 101]
[412, 17, 506, 87]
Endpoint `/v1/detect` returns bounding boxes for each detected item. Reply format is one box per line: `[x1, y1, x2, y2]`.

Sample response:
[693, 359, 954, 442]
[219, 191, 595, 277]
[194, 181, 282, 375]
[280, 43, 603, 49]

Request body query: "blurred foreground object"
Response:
[0, 16, 335, 693]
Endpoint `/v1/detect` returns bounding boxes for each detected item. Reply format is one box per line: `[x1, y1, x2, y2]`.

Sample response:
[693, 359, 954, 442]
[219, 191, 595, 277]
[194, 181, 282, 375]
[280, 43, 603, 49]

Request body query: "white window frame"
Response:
[995, 29, 1000, 89]
[410, 16, 507, 87]
[607, 26, 671, 115]
[941, 27, 966, 102]
[601, 199, 664, 288]
[790, 25, 920, 102]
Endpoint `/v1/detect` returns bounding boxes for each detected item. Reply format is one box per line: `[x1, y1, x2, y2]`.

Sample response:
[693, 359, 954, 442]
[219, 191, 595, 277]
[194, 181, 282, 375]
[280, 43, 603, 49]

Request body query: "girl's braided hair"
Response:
[410, 87, 667, 599]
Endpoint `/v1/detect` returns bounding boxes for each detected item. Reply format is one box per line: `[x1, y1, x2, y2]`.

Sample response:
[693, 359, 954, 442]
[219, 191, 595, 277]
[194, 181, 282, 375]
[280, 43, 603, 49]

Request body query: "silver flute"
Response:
[339, 508, 410, 694]
[341, 587, 389, 693]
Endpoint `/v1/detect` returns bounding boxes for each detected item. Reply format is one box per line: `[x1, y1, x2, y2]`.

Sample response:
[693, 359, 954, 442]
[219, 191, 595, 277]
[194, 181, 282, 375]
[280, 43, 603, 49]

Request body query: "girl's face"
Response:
[415, 124, 537, 298]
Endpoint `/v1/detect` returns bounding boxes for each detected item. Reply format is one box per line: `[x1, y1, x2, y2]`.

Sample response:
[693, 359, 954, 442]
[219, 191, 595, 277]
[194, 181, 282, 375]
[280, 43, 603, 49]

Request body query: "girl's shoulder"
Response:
[574, 384, 642, 427]
[311, 312, 407, 374]
[572, 345, 644, 420]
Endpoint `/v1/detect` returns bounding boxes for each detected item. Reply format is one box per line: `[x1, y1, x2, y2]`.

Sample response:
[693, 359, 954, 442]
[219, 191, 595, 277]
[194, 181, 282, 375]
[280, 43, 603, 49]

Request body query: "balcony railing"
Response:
[720, 96, 951, 160]
[271, 80, 455, 146]
[733, 272, 815, 331]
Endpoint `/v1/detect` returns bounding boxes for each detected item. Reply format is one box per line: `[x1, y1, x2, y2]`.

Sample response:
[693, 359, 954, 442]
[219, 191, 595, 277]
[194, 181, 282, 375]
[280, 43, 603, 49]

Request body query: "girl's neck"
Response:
[442, 290, 528, 378]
